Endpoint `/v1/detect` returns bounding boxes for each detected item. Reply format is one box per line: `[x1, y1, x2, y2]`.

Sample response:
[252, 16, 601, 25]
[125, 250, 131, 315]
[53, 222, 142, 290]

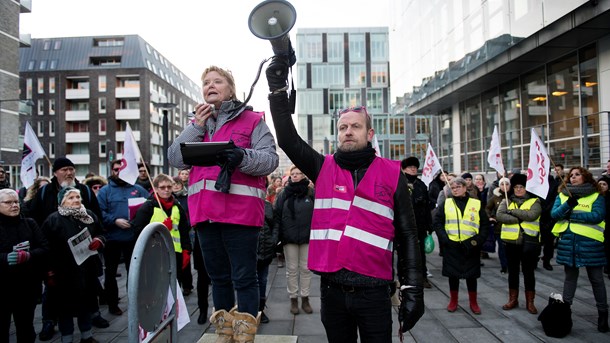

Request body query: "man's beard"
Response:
[60, 179, 76, 188]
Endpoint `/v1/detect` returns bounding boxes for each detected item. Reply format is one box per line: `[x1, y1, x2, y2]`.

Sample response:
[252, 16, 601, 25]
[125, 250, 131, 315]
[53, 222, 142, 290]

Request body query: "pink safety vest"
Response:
[308, 155, 400, 280]
[187, 110, 267, 227]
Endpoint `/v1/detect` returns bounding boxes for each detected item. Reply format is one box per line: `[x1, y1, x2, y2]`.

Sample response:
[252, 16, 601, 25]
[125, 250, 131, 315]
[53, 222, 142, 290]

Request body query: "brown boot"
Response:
[290, 298, 299, 315]
[210, 308, 236, 343]
[502, 289, 519, 310]
[525, 290, 538, 314]
[301, 297, 313, 314]
[232, 311, 260, 343]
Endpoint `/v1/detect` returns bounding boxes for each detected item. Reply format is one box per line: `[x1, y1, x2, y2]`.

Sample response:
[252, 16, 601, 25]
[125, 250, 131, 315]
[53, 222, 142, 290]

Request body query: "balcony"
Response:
[115, 130, 141, 142]
[65, 154, 90, 165]
[116, 109, 141, 120]
[20, 0, 32, 13]
[116, 87, 140, 98]
[151, 132, 161, 145]
[65, 110, 90, 121]
[19, 33, 31, 48]
[66, 89, 90, 99]
[65, 132, 90, 143]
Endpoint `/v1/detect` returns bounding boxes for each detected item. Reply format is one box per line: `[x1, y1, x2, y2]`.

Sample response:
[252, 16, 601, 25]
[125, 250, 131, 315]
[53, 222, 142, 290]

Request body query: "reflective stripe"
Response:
[352, 196, 393, 220]
[344, 225, 393, 251]
[314, 198, 351, 211]
[522, 228, 539, 236]
[523, 221, 540, 228]
[503, 227, 519, 233]
[446, 229, 460, 235]
[580, 223, 605, 233]
[189, 179, 265, 198]
[462, 220, 480, 229]
[446, 219, 460, 225]
[310, 228, 343, 241]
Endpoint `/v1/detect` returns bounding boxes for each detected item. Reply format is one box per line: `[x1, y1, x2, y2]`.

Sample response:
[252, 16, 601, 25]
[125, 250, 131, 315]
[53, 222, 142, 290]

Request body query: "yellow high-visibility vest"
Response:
[501, 198, 540, 241]
[150, 205, 182, 252]
[444, 198, 480, 242]
[552, 193, 605, 243]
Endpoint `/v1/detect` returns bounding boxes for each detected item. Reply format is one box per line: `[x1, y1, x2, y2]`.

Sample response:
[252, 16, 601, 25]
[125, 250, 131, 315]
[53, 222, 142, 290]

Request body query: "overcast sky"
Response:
[21, 0, 393, 116]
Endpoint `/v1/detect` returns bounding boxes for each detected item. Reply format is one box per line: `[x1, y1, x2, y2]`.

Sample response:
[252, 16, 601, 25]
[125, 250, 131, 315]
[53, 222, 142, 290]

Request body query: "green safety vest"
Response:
[444, 197, 481, 242]
[150, 205, 182, 252]
[500, 198, 540, 241]
[552, 193, 605, 243]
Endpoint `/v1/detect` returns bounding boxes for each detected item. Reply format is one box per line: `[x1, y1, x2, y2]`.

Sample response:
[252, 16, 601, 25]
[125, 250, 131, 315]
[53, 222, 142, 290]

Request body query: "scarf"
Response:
[333, 143, 376, 171]
[158, 196, 175, 211]
[284, 179, 310, 219]
[58, 204, 94, 224]
[561, 183, 598, 198]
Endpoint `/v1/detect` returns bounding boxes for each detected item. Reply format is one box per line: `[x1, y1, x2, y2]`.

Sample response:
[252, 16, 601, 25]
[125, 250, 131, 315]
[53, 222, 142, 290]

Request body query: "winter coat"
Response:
[428, 175, 444, 210]
[495, 193, 542, 245]
[274, 181, 314, 245]
[0, 214, 49, 298]
[131, 195, 192, 252]
[258, 201, 278, 262]
[551, 191, 606, 267]
[96, 178, 148, 242]
[433, 195, 489, 279]
[405, 174, 432, 238]
[486, 187, 508, 235]
[41, 209, 104, 317]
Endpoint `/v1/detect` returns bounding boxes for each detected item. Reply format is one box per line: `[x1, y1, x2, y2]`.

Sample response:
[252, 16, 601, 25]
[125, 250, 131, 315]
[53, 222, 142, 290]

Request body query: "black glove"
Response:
[398, 287, 424, 332]
[266, 56, 290, 92]
[566, 196, 578, 208]
[216, 148, 245, 169]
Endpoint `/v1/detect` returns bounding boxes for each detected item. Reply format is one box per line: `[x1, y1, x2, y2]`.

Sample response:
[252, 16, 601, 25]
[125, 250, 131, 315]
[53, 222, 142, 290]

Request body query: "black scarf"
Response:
[333, 143, 376, 171]
[284, 178, 310, 219]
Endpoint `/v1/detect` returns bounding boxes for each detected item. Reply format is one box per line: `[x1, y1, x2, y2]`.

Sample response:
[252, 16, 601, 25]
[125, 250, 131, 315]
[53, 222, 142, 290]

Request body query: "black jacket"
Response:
[274, 180, 314, 245]
[405, 174, 432, 237]
[258, 201, 278, 261]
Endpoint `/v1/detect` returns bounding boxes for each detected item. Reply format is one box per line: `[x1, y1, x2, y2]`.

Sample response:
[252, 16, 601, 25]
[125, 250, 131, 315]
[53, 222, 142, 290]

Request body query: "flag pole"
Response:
[138, 156, 169, 220]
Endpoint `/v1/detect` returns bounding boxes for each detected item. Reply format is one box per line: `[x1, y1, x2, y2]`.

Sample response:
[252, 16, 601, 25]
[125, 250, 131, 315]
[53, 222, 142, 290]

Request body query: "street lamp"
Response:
[153, 102, 177, 174]
[0, 98, 35, 163]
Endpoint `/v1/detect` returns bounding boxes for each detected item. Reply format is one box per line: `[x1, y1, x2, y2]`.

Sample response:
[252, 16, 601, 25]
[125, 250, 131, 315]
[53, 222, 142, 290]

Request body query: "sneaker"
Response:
[109, 305, 123, 316]
[38, 321, 56, 341]
[423, 279, 432, 289]
[91, 314, 110, 328]
[426, 271, 433, 278]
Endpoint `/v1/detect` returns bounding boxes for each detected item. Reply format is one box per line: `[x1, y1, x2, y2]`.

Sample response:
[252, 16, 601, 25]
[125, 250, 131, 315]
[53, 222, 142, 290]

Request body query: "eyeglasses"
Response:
[139, 170, 146, 173]
[157, 185, 173, 190]
[0, 200, 19, 206]
[112, 168, 120, 172]
[92, 185, 103, 190]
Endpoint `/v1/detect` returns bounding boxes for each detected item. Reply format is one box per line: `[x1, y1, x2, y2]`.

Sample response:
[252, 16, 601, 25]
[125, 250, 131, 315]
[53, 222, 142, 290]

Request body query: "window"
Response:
[99, 119, 107, 135]
[329, 91, 345, 114]
[327, 34, 344, 62]
[90, 56, 121, 66]
[26, 79, 33, 99]
[349, 64, 366, 87]
[327, 64, 345, 88]
[371, 64, 388, 87]
[345, 90, 362, 107]
[37, 78, 44, 94]
[297, 34, 322, 62]
[49, 143, 55, 158]
[99, 98, 107, 114]
[118, 100, 140, 110]
[349, 33, 365, 62]
[68, 79, 90, 90]
[39, 60, 47, 70]
[28, 60, 35, 70]
[366, 89, 383, 113]
[43, 40, 51, 50]
[118, 77, 140, 88]
[99, 75, 107, 92]
[49, 121, 55, 137]
[100, 141, 107, 156]
[311, 65, 327, 89]
[53, 41, 61, 50]
[37, 101, 44, 115]
[49, 99, 55, 115]
[49, 77, 56, 93]
[68, 101, 89, 111]
[66, 122, 90, 133]
[37, 122, 44, 136]
[93, 38, 125, 47]
[370, 33, 388, 62]
[50, 60, 58, 69]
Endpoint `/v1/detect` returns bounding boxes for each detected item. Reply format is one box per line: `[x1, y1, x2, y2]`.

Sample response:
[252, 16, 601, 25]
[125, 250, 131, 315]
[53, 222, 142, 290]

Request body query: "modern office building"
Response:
[0, 0, 32, 186]
[18, 35, 202, 182]
[295, 27, 406, 160]
[391, 0, 610, 174]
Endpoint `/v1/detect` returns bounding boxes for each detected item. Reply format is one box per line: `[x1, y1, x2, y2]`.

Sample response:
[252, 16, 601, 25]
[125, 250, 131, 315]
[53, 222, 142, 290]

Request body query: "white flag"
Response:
[487, 125, 505, 175]
[119, 123, 142, 185]
[20, 122, 46, 188]
[526, 128, 550, 199]
[421, 143, 442, 187]
[371, 134, 381, 157]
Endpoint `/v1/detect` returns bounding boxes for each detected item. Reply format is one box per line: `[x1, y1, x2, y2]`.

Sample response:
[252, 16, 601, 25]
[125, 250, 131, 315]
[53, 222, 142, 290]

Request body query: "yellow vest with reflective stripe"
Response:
[552, 193, 605, 243]
[150, 205, 182, 252]
[501, 198, 540, 241]
[444, 198, 480, 242]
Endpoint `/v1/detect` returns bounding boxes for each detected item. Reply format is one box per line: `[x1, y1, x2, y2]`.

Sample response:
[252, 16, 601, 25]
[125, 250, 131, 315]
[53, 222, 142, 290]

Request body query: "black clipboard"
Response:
[180, 141, 236, 166]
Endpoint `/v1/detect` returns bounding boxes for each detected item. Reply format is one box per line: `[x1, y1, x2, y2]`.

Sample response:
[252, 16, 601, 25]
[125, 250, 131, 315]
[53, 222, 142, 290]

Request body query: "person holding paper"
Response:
[0, 188, 49, 343]
[40, 187, 105, 343]
[96, 159, 148, 316]
[168, 65, 278, 342]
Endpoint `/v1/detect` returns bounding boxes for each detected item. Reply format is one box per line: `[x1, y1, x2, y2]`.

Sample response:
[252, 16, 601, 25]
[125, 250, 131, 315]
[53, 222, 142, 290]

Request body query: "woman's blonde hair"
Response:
[201, 66, 237, 100]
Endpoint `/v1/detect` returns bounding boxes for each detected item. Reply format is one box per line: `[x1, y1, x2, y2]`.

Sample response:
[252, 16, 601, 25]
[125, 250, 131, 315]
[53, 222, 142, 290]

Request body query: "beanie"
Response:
[57, 186, 80, 205]
[461, 172, 473, 180]
[401, 157, 420, 169]
[510, 173, 527, 188]
[53, 157, 75, 172]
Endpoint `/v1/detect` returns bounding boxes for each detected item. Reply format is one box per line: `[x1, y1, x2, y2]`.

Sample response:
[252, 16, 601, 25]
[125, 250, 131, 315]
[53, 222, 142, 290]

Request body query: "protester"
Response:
[168, 65, 278, 342]
[401, 157, 433, 289]
[540, 173, 560, 271]
[0, 189, 49, 343]
[21, 176, 50, 212]
[599, 175, 610, 276]
[258, 197, 278, 323]
[474, 174, 494, 259]
[485, 177, 510, 274]
[274, 166, 315, 314]
[0, 166, 10, 190]
[462, 172, 479, 199]
[495, 173, 542, 314]
[135, 163, 153, 193]
[40, 187, 105, 343]
[433, 177, 489, 315]
[554, 164, 565, 183]
[96, 160, 148, 315]
[132, 174, 192, 293]
[552, 166, 608, 332]
[266, 56, 424, 340]
[82, 175, 107, 196]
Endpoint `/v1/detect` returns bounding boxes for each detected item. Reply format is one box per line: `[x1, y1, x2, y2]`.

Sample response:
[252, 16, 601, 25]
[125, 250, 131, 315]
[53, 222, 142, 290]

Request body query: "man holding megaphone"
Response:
[265, 55, 425, 341]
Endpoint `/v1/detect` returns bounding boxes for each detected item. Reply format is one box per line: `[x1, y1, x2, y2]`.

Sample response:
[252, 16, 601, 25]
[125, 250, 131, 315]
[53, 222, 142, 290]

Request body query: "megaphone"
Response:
[248, 0, 297, 66]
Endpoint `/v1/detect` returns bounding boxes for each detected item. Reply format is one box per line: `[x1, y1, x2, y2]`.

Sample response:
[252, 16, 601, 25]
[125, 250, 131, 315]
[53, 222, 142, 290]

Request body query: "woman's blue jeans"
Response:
[197, 222, 259, 316]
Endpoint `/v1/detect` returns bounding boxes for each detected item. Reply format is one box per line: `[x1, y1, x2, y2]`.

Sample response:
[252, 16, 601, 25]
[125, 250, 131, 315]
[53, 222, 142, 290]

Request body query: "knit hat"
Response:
[57, 186, 80, 205]
[510, 173, 527, 188]
[461, 172, 473, 180]
[498, 177, 511, 186]
[401, 157, 420, 169]
[53, 157, 75, 172]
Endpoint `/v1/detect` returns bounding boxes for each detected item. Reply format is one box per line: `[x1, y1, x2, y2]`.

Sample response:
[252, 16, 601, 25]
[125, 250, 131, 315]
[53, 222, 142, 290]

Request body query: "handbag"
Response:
[424, 233, 435, 254]
[538, 293, 572, 338]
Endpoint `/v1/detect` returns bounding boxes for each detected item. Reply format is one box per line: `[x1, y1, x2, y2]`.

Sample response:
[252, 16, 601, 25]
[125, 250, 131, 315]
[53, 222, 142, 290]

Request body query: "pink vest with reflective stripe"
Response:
[188, 110, 266, 227]
[309, 155, 400, 280]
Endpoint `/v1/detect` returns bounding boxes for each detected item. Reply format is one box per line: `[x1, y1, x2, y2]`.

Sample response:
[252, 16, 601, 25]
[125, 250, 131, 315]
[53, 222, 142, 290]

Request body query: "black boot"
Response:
[599, 310, 609, 333]
[260, 298, 269, 323]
